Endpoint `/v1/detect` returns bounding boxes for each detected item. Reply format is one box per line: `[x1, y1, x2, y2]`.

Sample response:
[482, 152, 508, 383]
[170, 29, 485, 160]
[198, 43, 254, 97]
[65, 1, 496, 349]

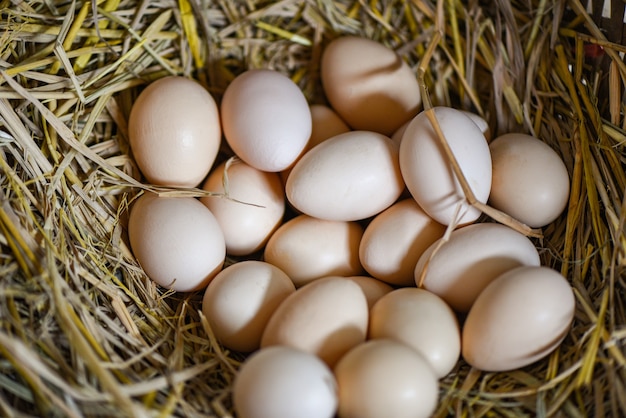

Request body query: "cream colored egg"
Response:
[200, 159, 285, 256]
[369, 288, 460, 378]
[286, 131, 404, 221]
[261, 277, 369, 367]
[264, 215, 363, 287]
[414, 222, 540, 313]
[360, 199, 446, 286]
[127, 193, 225, 292]
[221, 69, 311, 172]
[489, 133, 570, 228]
[462, 266, 575, 372]
[128, 76, 221, 187]
[202, 261, 295, 352]
[400, 107, 492, 225]
[334, 340, 438, 418]
[344, 276, 394, 310]
[321, 36, 421, 136]
[233, 346, 338, 418]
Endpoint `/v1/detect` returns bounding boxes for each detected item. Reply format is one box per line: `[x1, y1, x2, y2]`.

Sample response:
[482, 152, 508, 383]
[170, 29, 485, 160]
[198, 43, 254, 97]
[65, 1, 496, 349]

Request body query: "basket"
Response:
[0, 0, 625, 416]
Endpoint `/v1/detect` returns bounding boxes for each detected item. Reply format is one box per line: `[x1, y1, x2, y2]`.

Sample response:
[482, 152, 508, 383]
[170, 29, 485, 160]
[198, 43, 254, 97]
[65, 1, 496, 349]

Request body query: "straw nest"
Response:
[1, 0, 625, 416]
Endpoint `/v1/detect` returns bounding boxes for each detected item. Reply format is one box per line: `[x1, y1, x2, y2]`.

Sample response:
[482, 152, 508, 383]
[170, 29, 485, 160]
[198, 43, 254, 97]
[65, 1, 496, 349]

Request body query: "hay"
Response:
[0, 0, 624, 416]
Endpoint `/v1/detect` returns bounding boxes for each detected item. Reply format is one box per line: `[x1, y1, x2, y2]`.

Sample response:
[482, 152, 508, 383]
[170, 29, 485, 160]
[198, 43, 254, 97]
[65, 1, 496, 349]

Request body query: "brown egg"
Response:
[261, 277, 369, 367]
[128, 193, 225, 292]
[414, 222, 540, 313]
[264, 215, 363, 287]
[128, 76, 221, 187]
[321, 36, 421, 136]
[489, 133, 570, 228]
[334, 340, 439, 418]
[344, 276, 394, 311]
[462, 266, 575, 372]
[201, 159, 285, 256]
[369, 288, 460, 378]
[202, 261, 295, 352]
[359, 199, 446, 286]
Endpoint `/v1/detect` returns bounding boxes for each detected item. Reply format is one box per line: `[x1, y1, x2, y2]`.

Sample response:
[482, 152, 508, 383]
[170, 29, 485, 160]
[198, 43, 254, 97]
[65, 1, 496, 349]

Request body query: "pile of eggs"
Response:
[126, 36, 575, 418]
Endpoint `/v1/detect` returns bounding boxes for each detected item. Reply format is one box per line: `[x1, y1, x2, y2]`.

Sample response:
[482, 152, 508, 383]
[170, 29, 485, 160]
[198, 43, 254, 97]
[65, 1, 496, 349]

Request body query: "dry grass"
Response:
[0, 0, 625, 416]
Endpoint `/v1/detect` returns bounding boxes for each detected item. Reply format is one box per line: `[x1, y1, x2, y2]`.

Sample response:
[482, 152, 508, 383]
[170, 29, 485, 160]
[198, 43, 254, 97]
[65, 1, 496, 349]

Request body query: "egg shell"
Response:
[233, 346, 338, 418]
[334, 340, 439, 418]
[200, 159, 285, 256]
[344, 276, 394, 310]
[201, 261, 295, 352]
[414, 222, 540, 313]
[264, 215, 364, 287]
[261, 276, 369, 367]
[281, 104, 351, 183]
[221, 69, 312, 172]
[128, 76, 221, 187]
[321, 36, 421, 136]
[360, 199, 446, 286]
[369, 288, 460, 378]
[286, 131, 404, 221]
[489, 133, 570, 228]
[399, 106, 492, 225]
[127, 193, 225, 292]
[462, 266, 575, 372]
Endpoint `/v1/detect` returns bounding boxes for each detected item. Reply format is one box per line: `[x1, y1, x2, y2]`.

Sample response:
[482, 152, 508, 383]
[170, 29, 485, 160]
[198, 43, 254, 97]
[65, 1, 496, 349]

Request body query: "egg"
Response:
[264, 215, 363, 287]
[399, 106, 492, 226]
[321, 36, 421, 136]
[200, 159, 285, 256]
[128, 76, 221, 187]
[359, 199, 446, 286]
[344, 276, 394, 310]
[369, 288, 460, 378]
[286, 131, 404, 221]
[221, 69, 312, 172]
[261, 277, 369, 367]
[201, 261, 295, 352]
[127, 193, 225, 292]
[489, 132, 570, 228]
[414, 222, 540, 313]
[334, 340, 439, 418]
[462, 266, 575, 372]
[233, 346, 338, 418]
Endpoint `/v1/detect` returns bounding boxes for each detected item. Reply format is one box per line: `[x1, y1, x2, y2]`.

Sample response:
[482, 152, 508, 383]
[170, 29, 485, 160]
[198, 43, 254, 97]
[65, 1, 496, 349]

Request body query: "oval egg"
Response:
[261, 276, 369, 367]
[462, 266, 575, 372]
[286, 131, 404, 221]
[128, 193, 225, 292]
[334, 340, 438, 418]
[400, 106, 492, 225]
[489, 132, 570, 228]
[264, 215, 363, 287]
[369, 288, 460, 378]
[221, 69, 311, 172]
[233, 346, 338, 418]
[128, 76, 221, 187]
[360, 199, 446, 286]
[414, 222, 540, 313]
[201, 159, 285, 256]
[202, 261, 295, 352]
[321, 36, 421, 136]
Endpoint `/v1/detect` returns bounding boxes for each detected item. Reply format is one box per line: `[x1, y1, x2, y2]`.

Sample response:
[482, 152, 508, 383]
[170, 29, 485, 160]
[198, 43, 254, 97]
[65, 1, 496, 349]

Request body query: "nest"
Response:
[0, 0, 625, 416]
